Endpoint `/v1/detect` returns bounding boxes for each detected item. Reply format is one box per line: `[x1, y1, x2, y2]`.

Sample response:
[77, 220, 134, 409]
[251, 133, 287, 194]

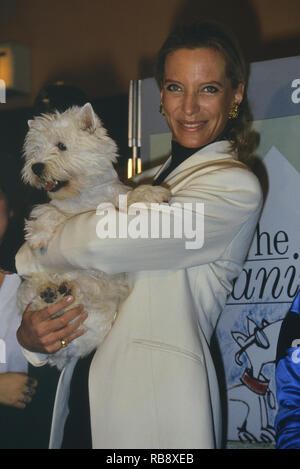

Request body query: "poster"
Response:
[140, 55, 300, 447]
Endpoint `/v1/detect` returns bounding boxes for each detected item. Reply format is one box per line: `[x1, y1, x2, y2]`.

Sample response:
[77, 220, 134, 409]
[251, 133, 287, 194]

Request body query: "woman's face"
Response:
[160, 47, 244, 148]
[0, 192, 10, 245]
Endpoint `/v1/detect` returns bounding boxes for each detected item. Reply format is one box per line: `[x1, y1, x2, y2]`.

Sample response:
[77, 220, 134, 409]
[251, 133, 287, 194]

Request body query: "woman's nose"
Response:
[182, 93, 200, 115]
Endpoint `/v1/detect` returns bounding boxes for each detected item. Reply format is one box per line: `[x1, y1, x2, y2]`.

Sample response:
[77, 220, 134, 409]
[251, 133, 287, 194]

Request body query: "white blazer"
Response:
[16, 141, 263, 449]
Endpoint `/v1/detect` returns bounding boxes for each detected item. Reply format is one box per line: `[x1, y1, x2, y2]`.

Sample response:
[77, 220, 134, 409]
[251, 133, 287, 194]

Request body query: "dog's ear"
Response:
[79, 103, 97, 133]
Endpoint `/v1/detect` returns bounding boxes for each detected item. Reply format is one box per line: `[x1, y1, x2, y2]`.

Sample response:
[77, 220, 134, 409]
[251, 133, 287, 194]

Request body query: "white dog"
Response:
[18, 103, 170, 369]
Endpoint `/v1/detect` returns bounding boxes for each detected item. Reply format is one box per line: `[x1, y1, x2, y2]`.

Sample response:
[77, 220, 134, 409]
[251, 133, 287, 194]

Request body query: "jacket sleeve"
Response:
[16, 166, 262, 276]
[21, 346, 48, 367]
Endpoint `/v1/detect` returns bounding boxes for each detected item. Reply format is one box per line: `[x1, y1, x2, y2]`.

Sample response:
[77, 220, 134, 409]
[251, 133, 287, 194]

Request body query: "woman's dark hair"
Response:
[155, 21, 258, 164]
[0, 156, 26, 272]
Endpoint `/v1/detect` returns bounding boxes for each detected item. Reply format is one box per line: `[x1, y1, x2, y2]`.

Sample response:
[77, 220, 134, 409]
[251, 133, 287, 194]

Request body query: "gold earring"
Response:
[229, 103, 239, 119]
[159, 101, 165, 116]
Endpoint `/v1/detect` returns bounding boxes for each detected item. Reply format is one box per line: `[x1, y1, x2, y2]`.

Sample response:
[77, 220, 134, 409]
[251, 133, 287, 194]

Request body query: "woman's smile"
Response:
[178, 120, 207, 130]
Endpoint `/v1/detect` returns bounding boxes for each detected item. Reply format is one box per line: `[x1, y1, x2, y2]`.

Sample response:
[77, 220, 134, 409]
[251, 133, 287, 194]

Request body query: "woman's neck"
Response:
[171, 140, 202, 159]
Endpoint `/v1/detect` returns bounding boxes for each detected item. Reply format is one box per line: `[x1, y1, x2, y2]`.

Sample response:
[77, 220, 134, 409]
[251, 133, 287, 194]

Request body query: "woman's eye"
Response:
[203, 85, 218, 94]
[166, 84, 182, 92]
[57, 142, 67, 151]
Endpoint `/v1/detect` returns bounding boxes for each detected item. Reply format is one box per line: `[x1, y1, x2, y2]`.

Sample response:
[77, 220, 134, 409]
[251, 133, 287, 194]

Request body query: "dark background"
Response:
[1, 0, 300, 190]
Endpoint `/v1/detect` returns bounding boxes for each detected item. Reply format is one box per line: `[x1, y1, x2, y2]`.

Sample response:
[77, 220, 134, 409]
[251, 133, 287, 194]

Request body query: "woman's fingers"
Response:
[38, 310, 88, 353]
[0, 373, 38, 409]
[34, 295, 75, 321]
[26, 376, 38, 389]
[47, 303, 85, 330]
[45, 322, 88, 354]
[24, 378, 38, 398]
[17, 296, 88, 353]
[19, 375, 38, 407]
[35, 303, 85, 338]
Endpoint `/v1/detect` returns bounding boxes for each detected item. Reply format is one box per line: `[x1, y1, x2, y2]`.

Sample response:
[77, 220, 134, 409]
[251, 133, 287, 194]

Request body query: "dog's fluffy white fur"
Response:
[18, 103, 169, 369]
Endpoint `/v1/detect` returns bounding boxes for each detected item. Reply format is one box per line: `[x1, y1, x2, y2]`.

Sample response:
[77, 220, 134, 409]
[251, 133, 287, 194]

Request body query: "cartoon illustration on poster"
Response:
[219, 145, 300, 444]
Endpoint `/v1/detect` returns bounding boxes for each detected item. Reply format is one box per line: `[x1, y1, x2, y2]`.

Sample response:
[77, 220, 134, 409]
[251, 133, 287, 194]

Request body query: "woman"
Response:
[0, 172, 38, 447]
[16, 22, 263, 449]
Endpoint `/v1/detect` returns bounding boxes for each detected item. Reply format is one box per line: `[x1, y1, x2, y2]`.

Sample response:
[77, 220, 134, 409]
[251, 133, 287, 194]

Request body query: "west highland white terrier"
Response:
[18, 103, 170, 369]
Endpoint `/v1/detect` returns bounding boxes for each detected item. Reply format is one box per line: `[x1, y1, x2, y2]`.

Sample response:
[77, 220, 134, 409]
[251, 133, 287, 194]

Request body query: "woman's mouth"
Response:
[179, 121, 207, 131]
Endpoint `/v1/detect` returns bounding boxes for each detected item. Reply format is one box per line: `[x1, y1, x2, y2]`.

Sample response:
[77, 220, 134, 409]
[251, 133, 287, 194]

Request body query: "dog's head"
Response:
[22, 103, 118, 200]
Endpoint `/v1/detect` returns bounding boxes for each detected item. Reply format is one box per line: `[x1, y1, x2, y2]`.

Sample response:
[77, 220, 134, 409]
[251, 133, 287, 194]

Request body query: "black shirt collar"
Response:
[170, 141, 203, 167]
[153, 136, 227, 186]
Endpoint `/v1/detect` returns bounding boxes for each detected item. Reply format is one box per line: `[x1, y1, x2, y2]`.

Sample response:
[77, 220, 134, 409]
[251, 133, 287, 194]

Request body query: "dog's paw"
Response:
[25, 220, 51, 250]
[57, 281, 73, 297]
[25, 205, 65, 250]
[27, 235, 48, 251]
[127, 185, 171, 206]
[40, 284, 58, 304]
[39, 280, 74, 308]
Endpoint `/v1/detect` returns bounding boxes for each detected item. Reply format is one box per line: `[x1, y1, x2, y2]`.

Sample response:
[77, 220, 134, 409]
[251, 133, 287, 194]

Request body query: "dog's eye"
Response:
[57, 142, 67, 151]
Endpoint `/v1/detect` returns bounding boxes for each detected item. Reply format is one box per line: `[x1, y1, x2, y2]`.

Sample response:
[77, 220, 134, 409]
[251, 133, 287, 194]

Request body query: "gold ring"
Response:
[61, 339, 67, 348]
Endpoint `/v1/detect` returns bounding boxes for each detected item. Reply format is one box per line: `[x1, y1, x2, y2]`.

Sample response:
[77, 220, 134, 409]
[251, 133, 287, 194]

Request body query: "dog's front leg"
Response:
[25, 204, 67, 250]
[126, 184, 171, 207]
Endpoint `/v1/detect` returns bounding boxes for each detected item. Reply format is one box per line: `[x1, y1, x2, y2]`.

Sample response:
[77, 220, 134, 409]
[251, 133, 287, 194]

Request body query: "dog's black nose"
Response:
[31, 163, 45, 176]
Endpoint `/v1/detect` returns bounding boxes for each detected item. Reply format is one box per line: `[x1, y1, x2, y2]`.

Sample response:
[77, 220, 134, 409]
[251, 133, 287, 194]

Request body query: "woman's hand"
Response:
[17, 296, 88, 354]
[0, 373, 38, 409]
